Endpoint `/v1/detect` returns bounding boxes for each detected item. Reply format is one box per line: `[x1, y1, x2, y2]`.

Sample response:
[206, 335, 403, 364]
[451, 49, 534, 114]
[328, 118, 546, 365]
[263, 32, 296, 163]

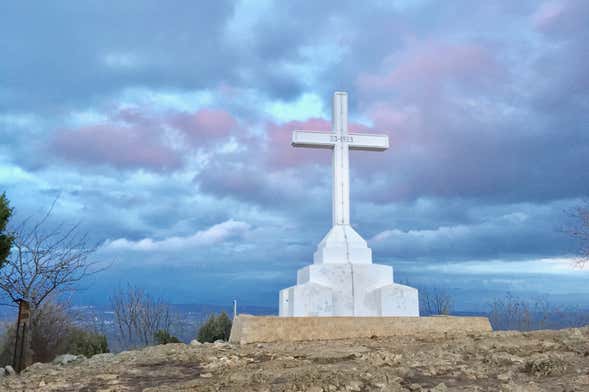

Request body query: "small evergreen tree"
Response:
[0, 193, 13, 269]
[197, 312, 232, 343]
[154, 329, 181, 345]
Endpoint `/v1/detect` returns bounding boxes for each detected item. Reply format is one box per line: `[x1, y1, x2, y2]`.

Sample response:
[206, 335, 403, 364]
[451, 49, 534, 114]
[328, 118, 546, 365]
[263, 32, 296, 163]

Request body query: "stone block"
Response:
[229, 315, 493, 344]
[372, 283, 419, 317]
[279, 282, 333, 316]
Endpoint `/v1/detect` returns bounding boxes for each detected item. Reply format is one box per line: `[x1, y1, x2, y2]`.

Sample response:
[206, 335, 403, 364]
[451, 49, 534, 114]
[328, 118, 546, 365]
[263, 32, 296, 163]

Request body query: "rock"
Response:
[23, 362, 47, 372]
[213, 341, 230, 349]
[307, 387, 323, 392]
[391, 366, 413, 378]
[88, 353, 115, 364]
[568, 328, 584, 339]
[431, 383, 447, 392]
[200, 372, 213, 378]
[347, 380, 363, 391]
[190, 339, 202, 346]
[214, 339, 225, 344]
[497, 371, 513, 381]
[0, 367, 5, 377]
[5, 365, 16, 376]
[95, 374, 118, 381]
[53, 354, 81, 365]
[408, 383, 422, 391]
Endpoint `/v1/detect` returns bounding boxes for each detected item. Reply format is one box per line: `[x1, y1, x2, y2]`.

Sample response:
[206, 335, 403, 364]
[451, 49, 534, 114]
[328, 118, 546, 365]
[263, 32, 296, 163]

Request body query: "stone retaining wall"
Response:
[229, 315, 492, 344]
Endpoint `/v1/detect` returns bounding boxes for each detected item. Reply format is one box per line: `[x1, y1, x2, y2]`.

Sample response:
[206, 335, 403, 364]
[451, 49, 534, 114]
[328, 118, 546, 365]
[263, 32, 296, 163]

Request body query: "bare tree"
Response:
[489, 294, 531, 331]
[110, 285, 176, 350]
[568, 202, 589, 268]
[0, 203, 104, 307]
[420, 287, 454, 315]
[489, 293, 589, 331]
[0, 202, 106, 367]
[488, 294, 561, 331]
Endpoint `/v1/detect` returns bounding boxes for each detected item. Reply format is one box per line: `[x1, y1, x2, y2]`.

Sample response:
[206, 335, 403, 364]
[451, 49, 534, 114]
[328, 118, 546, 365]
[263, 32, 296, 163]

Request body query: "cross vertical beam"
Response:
[290, 91, 389, 237]
[333, 92, 350, 226]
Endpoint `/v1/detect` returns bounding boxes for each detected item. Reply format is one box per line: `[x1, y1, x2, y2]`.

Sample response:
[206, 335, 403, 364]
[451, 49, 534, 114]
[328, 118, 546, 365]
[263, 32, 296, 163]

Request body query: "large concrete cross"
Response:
[292, 92, 389, 227]
[279, 93, 420, 316]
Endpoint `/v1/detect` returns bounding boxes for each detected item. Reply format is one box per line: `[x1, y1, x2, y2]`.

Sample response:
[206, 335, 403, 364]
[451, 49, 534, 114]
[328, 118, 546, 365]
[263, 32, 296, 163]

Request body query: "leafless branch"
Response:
[420, 287, 454, 315]
[110, 285, 176, 350]
[0, 203, 107, 308]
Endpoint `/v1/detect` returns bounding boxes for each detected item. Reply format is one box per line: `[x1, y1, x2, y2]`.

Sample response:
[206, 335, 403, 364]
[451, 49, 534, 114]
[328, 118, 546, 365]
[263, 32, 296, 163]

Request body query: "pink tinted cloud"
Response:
[52, 123, 182, 171]
[357, 41, 500, 95]
[171, 108, 238, 143]
[532, 1, 565, 30]
[52, 107, 242, 171]
[531, 1, 589, 35]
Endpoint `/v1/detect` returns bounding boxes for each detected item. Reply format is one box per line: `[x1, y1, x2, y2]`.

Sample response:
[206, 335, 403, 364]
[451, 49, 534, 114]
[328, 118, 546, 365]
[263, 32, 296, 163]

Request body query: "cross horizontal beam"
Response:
[292, 130, 389, 151]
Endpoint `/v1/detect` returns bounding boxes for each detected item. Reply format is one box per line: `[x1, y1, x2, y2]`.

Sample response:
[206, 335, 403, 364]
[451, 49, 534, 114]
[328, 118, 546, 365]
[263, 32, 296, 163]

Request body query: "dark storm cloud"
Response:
[1, 1, 222, 108]
[0, 0, 308, 112]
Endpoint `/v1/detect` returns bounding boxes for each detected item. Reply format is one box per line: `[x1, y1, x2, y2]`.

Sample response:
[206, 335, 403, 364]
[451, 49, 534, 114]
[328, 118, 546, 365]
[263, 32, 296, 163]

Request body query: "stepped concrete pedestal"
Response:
[279, 225, 419, 317]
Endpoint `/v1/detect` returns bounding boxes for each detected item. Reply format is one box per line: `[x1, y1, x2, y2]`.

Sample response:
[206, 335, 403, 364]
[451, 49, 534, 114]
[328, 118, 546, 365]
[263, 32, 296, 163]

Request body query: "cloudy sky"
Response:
[1, 1, 588, 311]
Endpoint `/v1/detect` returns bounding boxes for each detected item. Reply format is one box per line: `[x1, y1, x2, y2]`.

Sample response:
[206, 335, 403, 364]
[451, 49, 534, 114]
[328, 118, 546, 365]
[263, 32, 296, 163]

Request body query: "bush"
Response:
[0, 325, 23, 367]
[154, 329, 180, 345]
[66, 328, 109, 357]
[30, 301, 76, 363]
[197, 312, 232, 343]
[0, 301, 109, 367]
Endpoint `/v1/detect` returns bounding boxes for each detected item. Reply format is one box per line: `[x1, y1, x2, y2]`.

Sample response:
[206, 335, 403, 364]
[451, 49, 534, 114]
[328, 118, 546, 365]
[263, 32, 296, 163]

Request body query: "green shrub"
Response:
[66, 328, 109, 358]
[0, 192, 13, 269]
[154, 329, 180, 345]
[197, 312, 232, 343]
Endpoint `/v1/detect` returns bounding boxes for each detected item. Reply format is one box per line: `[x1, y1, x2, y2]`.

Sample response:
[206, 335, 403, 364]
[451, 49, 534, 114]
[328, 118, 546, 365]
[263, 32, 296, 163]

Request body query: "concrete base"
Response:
[279, 263, 419, 317]
[229, 315, 493, 344]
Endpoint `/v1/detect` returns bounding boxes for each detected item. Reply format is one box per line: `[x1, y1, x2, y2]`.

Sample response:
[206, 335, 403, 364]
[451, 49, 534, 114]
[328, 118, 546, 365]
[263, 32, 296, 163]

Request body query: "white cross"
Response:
[292, 91, 389, 227]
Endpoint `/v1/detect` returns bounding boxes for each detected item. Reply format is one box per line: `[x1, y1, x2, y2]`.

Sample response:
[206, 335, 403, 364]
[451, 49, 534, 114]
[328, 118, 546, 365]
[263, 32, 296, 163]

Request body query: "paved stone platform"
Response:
[229, 315, 492, 344]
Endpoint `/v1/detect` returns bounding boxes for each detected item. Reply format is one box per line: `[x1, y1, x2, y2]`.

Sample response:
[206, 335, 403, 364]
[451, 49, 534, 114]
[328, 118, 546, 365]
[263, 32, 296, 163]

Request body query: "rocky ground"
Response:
[1, 327, 588, 392]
